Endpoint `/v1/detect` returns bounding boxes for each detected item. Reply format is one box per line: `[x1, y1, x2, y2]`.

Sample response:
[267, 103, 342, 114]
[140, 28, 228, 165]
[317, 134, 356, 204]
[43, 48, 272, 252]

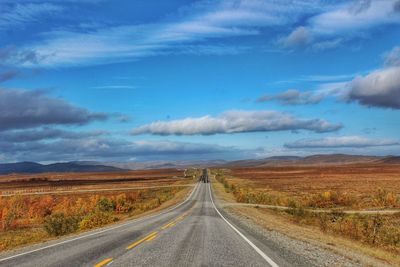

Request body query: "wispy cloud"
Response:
[0, 3, 63, 30]
[0, 138, 243, 162]
[309, 0, 400, 35]
[0, 128, 106, 142]
[280, 0, 400, 50]
[285, 136, 400, 148]
[14, 0, 321, 67]
[383, 46, 400, 67]
[0, 70, 20, 83]
[257, 89, 324, 105]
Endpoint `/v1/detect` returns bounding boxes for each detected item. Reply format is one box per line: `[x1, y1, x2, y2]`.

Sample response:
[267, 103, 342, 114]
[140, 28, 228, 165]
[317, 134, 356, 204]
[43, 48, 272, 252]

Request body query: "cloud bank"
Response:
[346, 66, 400, 109]
[0, 89, 107, 131]
[0, 138, 242, 162]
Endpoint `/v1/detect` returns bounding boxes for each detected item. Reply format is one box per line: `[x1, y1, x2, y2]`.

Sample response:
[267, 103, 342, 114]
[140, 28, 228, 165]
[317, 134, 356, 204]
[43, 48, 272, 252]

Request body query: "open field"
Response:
[215, 164, 400, 209]
[0, 168, 199, 251]
[211, 163, 400, 265]
[0, 168, 195, 196]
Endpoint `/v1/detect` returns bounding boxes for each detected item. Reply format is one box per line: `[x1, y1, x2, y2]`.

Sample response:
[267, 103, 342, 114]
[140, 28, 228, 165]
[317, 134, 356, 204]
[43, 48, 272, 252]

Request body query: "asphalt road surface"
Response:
[0, 171, 309, 267]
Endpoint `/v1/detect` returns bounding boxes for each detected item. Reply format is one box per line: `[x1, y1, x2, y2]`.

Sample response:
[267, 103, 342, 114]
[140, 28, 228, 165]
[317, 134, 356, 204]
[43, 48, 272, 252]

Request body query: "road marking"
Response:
[161, 221, 175, 229]
[93, 257, 113, 267]
[165, 222, 175, 229]
[126, 231, 158, 250]
[208, 182, 280, 267]
[146, 235, 157, 242]
[0, 182, 200, 263]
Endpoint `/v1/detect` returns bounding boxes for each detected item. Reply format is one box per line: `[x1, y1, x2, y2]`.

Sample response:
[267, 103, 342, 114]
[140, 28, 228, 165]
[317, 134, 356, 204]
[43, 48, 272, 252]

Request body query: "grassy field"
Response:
[0, 168, 198, 251]
[211, 164, 400, 264]
[0, 168, 193, 195]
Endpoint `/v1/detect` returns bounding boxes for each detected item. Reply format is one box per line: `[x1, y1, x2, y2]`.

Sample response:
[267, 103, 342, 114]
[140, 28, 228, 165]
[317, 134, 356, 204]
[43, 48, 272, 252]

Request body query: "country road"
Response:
[0, 171, 354, 267]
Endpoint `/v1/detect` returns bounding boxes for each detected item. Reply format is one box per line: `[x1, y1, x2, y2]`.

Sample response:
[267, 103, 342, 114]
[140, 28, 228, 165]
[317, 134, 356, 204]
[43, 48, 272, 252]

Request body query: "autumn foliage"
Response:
[0, 187, 184, 250]
[213, 167, 400, 254]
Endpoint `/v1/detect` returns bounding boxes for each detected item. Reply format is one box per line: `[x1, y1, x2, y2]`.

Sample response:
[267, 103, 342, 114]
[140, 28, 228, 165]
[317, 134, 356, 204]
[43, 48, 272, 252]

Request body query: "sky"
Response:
[0, 0, 399, 163]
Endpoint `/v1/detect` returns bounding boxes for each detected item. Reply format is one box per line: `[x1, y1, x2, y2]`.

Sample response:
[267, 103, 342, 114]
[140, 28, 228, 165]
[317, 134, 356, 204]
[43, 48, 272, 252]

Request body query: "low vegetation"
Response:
[0, 187, 186, 251]
[213, 166, 400, 255]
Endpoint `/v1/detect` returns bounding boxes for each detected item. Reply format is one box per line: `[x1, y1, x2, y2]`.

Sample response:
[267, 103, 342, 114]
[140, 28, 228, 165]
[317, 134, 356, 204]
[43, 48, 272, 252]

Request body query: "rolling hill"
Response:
[0, 162, 126, 175]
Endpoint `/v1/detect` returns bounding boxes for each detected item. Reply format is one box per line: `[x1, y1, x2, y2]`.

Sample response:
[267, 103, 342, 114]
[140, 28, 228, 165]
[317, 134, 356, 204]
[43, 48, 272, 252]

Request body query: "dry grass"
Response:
[218, 164, 400, 209]
[211, 164, 400, 265]
[0, 168, 197, 251]
[0, 168, 191, 195]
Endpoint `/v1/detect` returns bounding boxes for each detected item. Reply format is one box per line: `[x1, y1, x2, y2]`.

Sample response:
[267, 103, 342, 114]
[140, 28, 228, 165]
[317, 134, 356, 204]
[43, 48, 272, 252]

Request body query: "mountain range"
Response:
[1, 154, 399, 175]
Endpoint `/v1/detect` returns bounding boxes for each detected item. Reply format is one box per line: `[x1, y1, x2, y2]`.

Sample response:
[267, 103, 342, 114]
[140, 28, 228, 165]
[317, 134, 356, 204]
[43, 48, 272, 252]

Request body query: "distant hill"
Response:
[376, 156, 400, 164]
[0, 162, 126, 175]
[223, 156, 301, 168]
[1, 154, 398, 174]
[298, 154, 379, 165]
[84, 160, 229, 170]
[224, 154, 390, 168]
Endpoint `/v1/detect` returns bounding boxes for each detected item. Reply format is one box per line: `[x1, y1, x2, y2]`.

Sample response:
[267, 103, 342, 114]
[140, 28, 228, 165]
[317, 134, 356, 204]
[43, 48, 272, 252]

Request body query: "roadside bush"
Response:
[95, 197, 114, 212]
[79, 211, 116, 230]
[43, 212, 80, 236]
[306, 191, 355, 208]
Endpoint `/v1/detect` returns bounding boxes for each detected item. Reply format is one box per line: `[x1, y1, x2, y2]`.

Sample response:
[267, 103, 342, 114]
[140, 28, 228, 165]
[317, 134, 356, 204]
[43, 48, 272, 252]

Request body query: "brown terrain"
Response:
[211, 161, 400, 265]
[0, 168, 198, 251]
[0, 168, 192, 196]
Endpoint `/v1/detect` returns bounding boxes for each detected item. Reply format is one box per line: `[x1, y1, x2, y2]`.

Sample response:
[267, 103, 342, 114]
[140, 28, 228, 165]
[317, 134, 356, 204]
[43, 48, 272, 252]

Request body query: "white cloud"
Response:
[0, 138, 243, 162]
[0, 3, 63, 30]
[257, 89, 324, 105]
[285, 136, 400, 148]
[281, 26, 311, 47]
[131, 110, 342, 135]
[0, 89, 107, 131]
[346, 66, 400, 109]
[384, 46, 400, 67]
[279, 0, 400, 50]
[309, 0, 400, 35]
[14, 0, 321, 67]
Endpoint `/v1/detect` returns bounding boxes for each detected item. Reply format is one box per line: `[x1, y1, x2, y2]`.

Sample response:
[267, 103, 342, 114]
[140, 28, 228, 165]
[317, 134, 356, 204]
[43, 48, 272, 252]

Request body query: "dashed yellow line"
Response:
[161, 221, 176, 229]
[95, 207, 193, 265]
[93, 257, 113, 267]
[126, 231, 158, 250]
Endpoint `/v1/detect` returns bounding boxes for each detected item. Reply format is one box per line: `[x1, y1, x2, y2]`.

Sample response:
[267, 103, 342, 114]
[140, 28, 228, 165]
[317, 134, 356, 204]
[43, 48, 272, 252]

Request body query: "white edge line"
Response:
[208, 181, 279, 267]
[0, 182, 200, 263]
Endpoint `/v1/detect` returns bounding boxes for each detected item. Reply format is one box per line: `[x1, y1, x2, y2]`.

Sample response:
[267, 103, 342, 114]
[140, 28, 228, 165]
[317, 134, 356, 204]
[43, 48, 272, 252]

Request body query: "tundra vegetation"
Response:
[212, 164, 400, 256]
[0, 169, 197, 251]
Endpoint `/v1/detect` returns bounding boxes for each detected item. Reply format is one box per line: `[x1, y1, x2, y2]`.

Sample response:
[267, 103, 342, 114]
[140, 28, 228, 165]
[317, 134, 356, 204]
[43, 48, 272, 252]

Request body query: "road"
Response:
[0, 170, 308, 267]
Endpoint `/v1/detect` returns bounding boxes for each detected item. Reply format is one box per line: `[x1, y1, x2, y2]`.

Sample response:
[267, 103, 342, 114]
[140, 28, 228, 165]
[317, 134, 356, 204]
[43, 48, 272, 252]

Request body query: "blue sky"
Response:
[0, 0, 399, 162]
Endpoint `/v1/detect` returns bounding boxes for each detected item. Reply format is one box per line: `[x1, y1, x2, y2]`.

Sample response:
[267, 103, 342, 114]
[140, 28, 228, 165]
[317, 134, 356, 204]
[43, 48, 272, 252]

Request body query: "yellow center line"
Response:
[93, 258, 113, 267]
[146, 234, 157, 242]
[176, 215, 185, 221]
[126, 231, 158, 250]
[166, 222, 175, 229]
[161, 221, 175, 229]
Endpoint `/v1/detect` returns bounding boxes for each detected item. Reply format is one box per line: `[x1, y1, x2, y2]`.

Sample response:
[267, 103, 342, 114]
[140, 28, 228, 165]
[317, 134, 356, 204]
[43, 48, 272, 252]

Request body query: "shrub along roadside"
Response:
[213, 170, 400, 255]
[0, 187, 185, 250]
